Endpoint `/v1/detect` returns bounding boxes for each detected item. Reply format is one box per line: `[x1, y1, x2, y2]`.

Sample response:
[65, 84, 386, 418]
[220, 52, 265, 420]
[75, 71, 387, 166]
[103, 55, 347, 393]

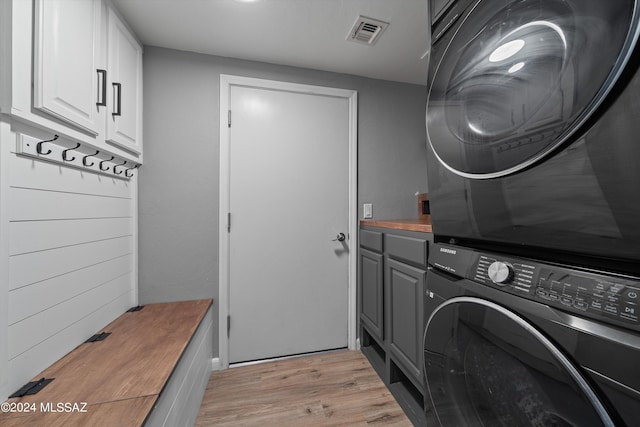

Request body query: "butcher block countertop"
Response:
[360, 219, 433, 233]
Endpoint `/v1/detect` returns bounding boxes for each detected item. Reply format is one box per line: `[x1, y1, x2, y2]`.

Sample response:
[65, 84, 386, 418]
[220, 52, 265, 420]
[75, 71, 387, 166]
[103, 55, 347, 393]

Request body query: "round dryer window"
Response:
[426, 0, 639, 178]
[423, 297, 615, 426]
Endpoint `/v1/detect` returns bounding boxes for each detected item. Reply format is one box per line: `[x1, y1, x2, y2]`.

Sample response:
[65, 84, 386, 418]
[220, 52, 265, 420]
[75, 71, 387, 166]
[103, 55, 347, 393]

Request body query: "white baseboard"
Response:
[210, 357, 221, 371]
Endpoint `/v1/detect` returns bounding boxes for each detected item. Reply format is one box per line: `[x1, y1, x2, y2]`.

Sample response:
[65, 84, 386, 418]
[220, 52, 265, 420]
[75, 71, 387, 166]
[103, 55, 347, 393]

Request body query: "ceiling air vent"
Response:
[347, 16, 389, 46]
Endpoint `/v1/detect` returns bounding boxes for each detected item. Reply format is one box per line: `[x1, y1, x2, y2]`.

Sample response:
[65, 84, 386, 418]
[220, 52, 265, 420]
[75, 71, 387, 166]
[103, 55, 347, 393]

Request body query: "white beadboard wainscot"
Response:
[2, 126, 138, 398]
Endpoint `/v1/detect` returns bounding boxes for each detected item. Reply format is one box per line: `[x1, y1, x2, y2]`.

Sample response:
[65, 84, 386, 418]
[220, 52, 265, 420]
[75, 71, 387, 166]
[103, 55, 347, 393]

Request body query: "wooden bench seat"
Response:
[0, 299, 213, 427]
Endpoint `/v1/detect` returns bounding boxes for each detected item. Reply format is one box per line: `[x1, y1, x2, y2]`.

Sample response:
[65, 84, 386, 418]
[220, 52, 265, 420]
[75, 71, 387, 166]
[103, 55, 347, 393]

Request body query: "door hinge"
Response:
[10, 378, 55, 398]
[227, 212, 231, 233]
[85, 332, 111, 343]
[227, 315, 231, 338]
[228, 110, 232, 128]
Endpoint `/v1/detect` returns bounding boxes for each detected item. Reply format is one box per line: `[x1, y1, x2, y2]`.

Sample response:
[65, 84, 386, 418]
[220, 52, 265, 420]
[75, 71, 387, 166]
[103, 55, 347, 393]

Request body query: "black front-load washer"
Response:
[423, 242, 640, 426]
[426, 0, 640, 276]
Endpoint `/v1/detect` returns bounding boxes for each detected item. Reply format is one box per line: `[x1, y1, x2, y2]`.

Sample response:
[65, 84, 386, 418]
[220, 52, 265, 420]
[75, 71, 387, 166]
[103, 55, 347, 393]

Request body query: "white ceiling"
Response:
[111, 0, 431, 85]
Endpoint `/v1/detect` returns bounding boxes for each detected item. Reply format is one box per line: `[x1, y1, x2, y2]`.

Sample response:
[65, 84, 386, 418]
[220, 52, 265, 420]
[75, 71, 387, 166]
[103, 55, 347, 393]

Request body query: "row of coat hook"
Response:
[25, 133, 139, 178]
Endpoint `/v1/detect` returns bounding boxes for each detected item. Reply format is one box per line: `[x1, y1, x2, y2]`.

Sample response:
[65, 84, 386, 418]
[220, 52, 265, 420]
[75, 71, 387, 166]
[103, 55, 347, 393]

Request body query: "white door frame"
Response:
[218, 75, 358, 369]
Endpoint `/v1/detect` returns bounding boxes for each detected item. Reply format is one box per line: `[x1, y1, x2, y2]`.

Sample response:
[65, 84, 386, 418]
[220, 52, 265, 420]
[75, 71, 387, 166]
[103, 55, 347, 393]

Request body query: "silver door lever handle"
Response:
[332, 233, 346, 242]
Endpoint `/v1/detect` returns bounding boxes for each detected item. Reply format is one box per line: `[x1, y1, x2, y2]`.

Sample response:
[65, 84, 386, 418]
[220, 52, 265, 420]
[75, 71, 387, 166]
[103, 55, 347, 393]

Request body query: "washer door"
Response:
[423, 297, 614, 426]
[427, 0, 639, 178]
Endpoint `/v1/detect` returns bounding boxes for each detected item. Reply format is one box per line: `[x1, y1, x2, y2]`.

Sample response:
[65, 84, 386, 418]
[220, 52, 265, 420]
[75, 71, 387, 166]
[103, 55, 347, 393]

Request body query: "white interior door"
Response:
[226, 81, 353, 364]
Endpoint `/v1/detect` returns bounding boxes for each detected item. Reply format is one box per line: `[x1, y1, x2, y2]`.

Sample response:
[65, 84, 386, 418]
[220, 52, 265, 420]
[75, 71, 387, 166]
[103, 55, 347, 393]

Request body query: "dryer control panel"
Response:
[431, 243, 640, 330]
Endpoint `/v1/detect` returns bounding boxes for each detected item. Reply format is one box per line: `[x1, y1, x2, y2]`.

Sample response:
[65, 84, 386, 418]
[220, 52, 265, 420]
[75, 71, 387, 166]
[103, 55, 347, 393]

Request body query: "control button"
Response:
[604, 304, 618, 315]
[535, 288, 548, 298]
[627, 290, 638, 300]
[620, 302, 639, 323]
[487, 261, 514, 285]
[548, 292, 560, 301]
[573, 301, 588, 311]
[590, 300, 603, 310]
[610, 285, 625, 294]
[560, 296, 573, 306]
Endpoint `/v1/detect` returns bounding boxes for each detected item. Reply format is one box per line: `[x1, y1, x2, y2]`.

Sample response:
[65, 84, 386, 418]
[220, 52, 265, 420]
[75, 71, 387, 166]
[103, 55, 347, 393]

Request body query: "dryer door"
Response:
[423, 297, 615, 426]
[426, 0, 639, 178]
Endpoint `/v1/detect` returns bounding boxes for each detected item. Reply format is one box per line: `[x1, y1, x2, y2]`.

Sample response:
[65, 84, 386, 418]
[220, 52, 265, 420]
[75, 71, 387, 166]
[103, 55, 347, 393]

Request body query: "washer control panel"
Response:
[535, 268, 639, 325]
[472, 252, 640, 328]
[430, 243, 640, 330]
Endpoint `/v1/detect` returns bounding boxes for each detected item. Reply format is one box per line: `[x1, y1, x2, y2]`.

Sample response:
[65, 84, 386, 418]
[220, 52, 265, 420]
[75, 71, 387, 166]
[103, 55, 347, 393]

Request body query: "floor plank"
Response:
[195, 350, 412, 426]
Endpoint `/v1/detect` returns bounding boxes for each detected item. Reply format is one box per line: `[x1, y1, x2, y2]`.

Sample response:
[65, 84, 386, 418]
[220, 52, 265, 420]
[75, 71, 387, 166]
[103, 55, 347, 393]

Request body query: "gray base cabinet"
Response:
[358, 225, 432, 426]
[386, 257, 425, 387]
[360, 248, 384, 342]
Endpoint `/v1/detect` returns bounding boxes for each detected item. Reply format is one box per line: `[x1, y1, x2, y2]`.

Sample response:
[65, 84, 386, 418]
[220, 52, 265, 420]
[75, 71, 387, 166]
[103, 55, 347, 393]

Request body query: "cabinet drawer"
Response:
[385, 233, 428, 267]
[359, 229, 383, 252]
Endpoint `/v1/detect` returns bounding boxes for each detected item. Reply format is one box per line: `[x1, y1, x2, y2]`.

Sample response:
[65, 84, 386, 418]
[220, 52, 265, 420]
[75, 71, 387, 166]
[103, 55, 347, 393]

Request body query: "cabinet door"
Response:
[386, 257, 426, 385]
[106, 7, 142, 154]
[33, 0, 104, 135]
[359, 248, 384, 342]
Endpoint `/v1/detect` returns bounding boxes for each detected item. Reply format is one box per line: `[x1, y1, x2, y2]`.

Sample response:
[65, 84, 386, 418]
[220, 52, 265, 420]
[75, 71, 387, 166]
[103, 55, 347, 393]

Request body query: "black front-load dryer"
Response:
[426, 0, 640, 276]
[423, 243, 640, 426]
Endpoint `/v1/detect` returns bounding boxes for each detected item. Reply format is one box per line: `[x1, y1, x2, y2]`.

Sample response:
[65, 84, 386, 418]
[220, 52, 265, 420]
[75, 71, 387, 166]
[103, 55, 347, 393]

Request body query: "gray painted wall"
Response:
[139, 46, 428, 357]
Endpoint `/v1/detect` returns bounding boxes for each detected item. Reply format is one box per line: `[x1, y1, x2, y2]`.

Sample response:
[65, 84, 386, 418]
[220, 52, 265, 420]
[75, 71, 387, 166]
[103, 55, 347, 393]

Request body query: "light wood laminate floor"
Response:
[195, 350, 412, 426]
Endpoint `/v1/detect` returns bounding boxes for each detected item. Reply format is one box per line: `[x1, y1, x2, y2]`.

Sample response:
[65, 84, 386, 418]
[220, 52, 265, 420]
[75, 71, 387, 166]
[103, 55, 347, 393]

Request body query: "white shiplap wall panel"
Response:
[7, 290, 133, 394]
[9, 187, 131, 221]
[9, 217, 132, 255]
[9, 272, 132, 359]
[4, 124, 137, 399]
[0, 121, 11, 401]
[10, 151, 132, 199]
[9, 236, 132, 291]
[9, 254, 132, 325]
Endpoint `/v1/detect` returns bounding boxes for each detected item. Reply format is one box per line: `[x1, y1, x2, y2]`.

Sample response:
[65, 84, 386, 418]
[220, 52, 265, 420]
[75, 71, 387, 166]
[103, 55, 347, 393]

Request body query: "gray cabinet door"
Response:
[359, 248, 384, 342]
[386, 257, 426, 386]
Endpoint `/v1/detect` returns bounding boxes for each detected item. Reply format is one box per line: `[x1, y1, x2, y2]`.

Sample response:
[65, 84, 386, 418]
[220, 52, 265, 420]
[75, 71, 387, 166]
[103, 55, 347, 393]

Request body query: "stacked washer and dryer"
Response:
[423, 0, 640, 425]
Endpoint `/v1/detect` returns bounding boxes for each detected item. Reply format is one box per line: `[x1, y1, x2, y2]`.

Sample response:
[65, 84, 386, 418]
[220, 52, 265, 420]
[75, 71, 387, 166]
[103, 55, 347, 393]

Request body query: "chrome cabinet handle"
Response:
[332, 233, 346, 242]
[96, 69, 107, 106]
[112, 82, 122, 116]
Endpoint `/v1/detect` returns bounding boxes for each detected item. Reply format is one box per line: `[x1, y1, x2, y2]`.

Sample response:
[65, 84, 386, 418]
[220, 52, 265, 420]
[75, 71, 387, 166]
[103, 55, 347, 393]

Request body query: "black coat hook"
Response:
[62, 142, 81, 162]
[83, 150, 100, 167]
[36, 134, 59, 155]
[113, 160, 127, 175]
[99, 156, 115, 171]
[125, 164, 139, 178]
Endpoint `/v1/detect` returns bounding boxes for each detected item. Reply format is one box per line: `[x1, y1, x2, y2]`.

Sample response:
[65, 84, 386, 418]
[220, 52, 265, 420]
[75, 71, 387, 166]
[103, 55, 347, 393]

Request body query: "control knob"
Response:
[487, 261, 514, 285]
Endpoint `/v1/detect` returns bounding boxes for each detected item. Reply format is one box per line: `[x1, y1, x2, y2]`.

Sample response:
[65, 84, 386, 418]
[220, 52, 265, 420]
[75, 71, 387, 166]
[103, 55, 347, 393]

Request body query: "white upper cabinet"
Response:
[4, 0, 143, 163]
[106, 7, 143, 154]
[33, 0, 105, 136]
